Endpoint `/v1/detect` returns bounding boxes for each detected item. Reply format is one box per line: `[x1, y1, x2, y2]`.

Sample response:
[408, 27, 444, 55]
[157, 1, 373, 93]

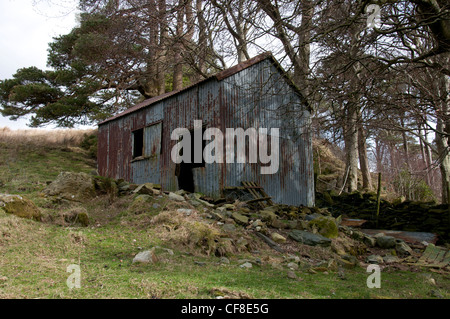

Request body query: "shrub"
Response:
[80, 131, 98, 159]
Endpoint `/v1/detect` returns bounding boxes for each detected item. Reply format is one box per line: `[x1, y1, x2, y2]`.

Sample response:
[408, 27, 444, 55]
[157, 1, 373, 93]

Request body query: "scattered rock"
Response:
[177, 208, 194, 216]
[240, 262, 252, 269]
[194, 261, 207, 266]
[366, 255, 384, 264]
[312, 267, 328, 273]
[134, 194, 151, 202]
[168, 192, 185, 202]
[337, 255, 358, 269]
[363, 235, 376, 247]
[304, 213, 321, 221]
[287, 271, 297, 280]
[376, 236, 397, 249]
[132, 248, 159, 264]
[63, 207, 90, 226]
[43, 172, 96, 201]
[350, 229, 365, 241]
[252, 219, 265, 228]
[259, 210, 277, 223]
[287, 262, 299, 270]
[254, 232, 284, 253]
[222, 223, 236, 232]
[288, 230, 332, 247]
[236, 237, 248, 248]
[231, 212, 249, 225]
[0, 194, 41, 221]
[154, 246, 174, 255]
[271, 218, 288, 229]
[327, 259, 338, 271]
[133, 183, 159, 195]
[395, 240, 413, 256]
[270, 232, 286, 244]
[383, 255, 400, 264]
[188, 200, 202, 207]
[308, 216, 339, 239]
[222, 204, 235, 210]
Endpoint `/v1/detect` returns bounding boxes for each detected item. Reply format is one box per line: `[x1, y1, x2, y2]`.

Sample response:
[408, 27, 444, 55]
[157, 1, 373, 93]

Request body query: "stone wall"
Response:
[315, 191, 450, 244]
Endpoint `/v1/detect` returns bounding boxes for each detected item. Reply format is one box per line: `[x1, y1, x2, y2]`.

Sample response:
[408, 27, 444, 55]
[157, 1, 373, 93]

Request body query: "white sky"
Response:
[0, 0, 82, 129]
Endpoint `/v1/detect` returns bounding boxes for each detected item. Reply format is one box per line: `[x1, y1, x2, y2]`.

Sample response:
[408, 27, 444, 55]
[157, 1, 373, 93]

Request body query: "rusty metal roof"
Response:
[99, 52, 306, 125]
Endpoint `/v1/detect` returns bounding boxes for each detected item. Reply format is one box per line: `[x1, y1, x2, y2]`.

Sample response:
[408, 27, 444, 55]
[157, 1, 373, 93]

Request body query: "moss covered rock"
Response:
[43, 172, 96, 201]
[308, 216, 338, 239]
[231, 212, 249, 225]
[259, 210, 277, 223]
[63, 207, 90, 226]
[0, 194, 41, 221]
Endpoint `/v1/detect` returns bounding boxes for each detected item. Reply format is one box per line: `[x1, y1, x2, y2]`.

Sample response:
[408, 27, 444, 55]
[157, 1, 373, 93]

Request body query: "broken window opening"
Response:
[132, 128, 144, 159]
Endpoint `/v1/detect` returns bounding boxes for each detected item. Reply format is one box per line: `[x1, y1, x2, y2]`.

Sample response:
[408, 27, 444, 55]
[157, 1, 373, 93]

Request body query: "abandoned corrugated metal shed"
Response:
[97, 52, 314, 206]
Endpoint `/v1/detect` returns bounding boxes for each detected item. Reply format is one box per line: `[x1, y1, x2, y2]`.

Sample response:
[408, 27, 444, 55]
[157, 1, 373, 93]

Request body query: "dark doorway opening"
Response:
[176, 125, 206, 193]
[177, 162, 195, 193]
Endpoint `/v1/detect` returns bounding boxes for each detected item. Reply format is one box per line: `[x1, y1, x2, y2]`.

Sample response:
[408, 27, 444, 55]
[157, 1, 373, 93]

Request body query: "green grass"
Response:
[0, 138, 449, 299]
[1, 212, 449, 299]
[0, 142, 95, 196]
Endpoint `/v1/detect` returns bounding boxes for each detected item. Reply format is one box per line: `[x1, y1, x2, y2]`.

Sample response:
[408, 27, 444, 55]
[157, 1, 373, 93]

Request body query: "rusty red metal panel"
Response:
[97, 125, 109, 176]
[97, 54, 313, 206]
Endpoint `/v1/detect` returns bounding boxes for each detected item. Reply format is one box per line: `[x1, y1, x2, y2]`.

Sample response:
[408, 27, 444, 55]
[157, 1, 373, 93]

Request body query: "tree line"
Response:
[0, 0, 449, 202]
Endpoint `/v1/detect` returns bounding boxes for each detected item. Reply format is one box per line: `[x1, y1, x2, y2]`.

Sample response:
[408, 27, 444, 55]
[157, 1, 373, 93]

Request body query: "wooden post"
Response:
[376, 172, 382, 228]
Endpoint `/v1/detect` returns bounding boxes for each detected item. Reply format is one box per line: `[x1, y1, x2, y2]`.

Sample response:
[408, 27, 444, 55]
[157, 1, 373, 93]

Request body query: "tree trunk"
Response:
[400, 117, 410, 170]
[157, 0, 168, 95]
[173, 0, 185, 91]
[436, 72, 450, 203]
[374, 137, 384, 173]
[196, 0, 207, 79]
[424, 127, 435, 185]
[358, 124, 372, 190]
[344, 104, 359, 192]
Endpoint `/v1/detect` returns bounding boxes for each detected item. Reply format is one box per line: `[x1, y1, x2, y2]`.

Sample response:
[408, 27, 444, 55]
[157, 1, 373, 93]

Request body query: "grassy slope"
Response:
[0, 135, 449, 299]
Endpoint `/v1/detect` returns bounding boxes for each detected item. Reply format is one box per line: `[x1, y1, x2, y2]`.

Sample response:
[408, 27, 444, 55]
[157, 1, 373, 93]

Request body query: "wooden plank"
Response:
[243, 181, 260, 200]
[416, 244, 450, 268]
[254, 232, 284, 253]
[251, 181, 274, 206]
[242, 181, 265, 208]
[246, 197, 272, 203]
[241, 181, 274, 208]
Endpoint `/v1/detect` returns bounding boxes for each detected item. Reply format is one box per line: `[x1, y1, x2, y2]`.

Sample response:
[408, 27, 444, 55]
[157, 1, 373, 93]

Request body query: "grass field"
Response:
[0, 128, 449, 299]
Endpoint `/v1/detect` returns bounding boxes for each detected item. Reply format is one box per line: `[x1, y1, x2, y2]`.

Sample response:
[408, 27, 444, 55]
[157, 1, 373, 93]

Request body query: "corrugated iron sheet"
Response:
[97, 53, 314, 206]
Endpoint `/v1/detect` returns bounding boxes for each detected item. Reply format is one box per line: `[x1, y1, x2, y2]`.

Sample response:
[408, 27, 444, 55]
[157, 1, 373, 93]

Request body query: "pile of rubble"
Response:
[29, 172, 448, 272]
[116, 179, 449, 273]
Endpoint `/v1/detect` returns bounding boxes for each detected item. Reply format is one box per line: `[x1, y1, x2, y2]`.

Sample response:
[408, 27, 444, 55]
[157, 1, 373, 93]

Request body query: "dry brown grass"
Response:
[149, 210, 257, 257]
[0, 127, 96, 148]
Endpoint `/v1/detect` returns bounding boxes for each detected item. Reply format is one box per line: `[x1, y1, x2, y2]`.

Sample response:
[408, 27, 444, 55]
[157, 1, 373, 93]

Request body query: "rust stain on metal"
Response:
[97, 52, 314, 206]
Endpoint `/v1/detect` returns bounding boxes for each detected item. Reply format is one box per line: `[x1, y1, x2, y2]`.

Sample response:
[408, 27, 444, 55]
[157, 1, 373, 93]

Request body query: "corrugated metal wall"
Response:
[97, 57, 314, 206]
